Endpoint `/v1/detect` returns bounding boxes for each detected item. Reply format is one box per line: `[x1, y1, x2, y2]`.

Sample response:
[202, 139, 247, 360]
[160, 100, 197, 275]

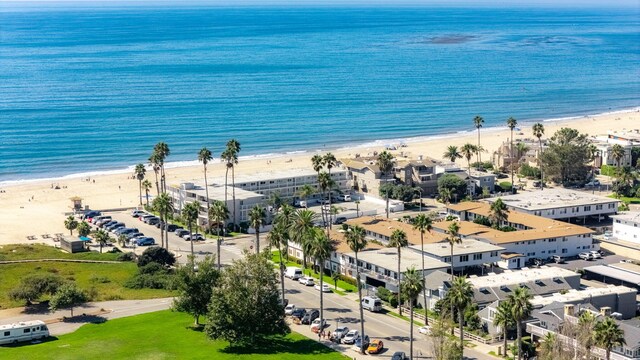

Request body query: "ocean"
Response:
[1, 5, 639, 183]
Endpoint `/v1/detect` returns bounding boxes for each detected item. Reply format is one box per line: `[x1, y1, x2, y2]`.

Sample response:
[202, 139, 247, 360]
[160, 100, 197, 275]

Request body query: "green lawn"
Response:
[0, 244, 120, 261]
[608, 194, 640, 204]
[0, 310, 348, 360]
[271, 251, 357, 294]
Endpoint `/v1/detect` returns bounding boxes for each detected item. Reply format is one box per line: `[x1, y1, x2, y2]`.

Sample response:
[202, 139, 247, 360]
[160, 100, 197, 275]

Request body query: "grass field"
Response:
[0, 244, 175, 309]
[608, 194, 640, 204]
[0, 310, 348, 360]
[271, 251, 357, 294]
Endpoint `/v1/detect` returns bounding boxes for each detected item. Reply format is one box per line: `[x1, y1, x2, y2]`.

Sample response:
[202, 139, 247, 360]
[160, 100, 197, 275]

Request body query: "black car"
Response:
[101, 220, 118, 228]
[162, 224, 181, 232]
[291, 308, 306, 321]
[147, 217, 161, 225]
[333, 217, 347, 225]
[301, 309, 319, 325]
[391, 352, 407, 360]
[82, 210, 101, 220]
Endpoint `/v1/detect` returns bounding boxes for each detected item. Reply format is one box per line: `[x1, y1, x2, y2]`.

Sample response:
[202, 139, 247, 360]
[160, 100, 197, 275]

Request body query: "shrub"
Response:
[473, 216, 491, 226]
[338, 274, 357, 287]
[125, 273, 175, 290]
[519, 164, 541, 179]
[601, 164, 616, 177]
[89, 275, 111, 284]
[9, 273, 64, 304]
[498, 181, 512, 192]
[116, 252, 136, 262]
[139, 262, 167, 275]
[107, 247, 122, 253]
[138, 247, 175, 267]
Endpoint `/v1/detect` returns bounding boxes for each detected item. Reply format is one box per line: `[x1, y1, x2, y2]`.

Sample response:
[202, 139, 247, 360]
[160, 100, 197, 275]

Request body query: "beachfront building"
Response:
[393, 156, 440, 195]
[438, 163, 497, 194]
[612, 212, 640, 244]
[484, 188, 619, 224]
[492, 138, 545, 172]
[339, 156, 394, 196]
[445, 202, 596, 265]
[591, 130, 640, 167]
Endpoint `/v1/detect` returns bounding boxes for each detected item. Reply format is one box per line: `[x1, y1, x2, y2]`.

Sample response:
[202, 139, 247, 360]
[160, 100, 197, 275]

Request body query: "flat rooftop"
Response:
[411, 239, 503, 257]
[612, 212, 640, 224]
[469, 266, 578, 289]
[531, 285, 636, 308]
[171, 183, 264, 201]
[217, 168, 348, 186]
[484, 188, 619, 211]
[345, 248, 449, 272]
[584, 265, 640, 286]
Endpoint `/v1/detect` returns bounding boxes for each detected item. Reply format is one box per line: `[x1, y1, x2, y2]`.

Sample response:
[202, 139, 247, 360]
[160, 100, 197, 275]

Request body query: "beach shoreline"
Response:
[0, 107, 639, 246]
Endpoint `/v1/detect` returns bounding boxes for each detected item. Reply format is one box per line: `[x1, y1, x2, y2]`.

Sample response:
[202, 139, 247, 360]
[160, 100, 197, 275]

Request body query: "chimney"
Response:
[418, 155, 423, 161]
[600, 306, 612, 317]
[564, 304, 575, 317]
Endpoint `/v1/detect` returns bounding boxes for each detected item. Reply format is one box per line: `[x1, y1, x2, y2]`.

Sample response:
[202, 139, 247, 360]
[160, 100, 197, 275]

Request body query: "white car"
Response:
[332, 326, 349, 342]
[590, 250, 602, 259]
[310, 318, 327, 332]
[342, 330, 359, 345]
[578, 252, 593, 261]
[284, 304, 296, 316]
[418, 326, 432, 335]
[315, 283, 331, 292]
[299, 277, 315, 286]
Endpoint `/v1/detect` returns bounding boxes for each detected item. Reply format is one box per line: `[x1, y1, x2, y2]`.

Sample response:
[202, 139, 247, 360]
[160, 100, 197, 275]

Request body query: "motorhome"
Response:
[0, 320, 49, 345]
[285, 267, 303, 280]
[361, 296, 383, 312]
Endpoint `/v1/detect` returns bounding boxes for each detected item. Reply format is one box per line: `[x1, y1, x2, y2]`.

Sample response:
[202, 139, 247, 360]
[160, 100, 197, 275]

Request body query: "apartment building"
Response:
[612, 212, 640, 244]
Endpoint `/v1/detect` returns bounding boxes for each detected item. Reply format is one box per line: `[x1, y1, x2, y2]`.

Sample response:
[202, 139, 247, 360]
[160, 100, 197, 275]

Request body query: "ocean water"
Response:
[1, 5, 639, 183]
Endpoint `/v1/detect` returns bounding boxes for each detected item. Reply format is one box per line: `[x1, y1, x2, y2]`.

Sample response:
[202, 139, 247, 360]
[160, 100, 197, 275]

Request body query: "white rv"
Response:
[285, 267, 303, 280]
[0, 320, 49, 345]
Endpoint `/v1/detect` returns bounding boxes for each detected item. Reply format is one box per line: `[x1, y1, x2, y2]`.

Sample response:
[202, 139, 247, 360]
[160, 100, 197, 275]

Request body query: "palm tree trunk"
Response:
[145, 190, 149, 207]
[232, 166, 237, 226]
[459, 309, 465, 350]
[327, 169, 332, 230]
[410, 301, 415, 360]
[503, 327, 508, 358]
[217, 229, 221, 271]
[138, 179, 143, 205]
[319, 260, 325, 341]
[517, 320, 522, 360]
[478, 129, 482, 163]
[421, 232, 428, 325]
[450, 245, 455, 332]
[467, 159, 472, 197]
[356, 251, 366, 354]
[165, 216, 170, 251]
[154, 170, 160, 196]
[279, 245, 286, 306]
[539, 138, 544, 190]
[397, 247, 402, 316]
[606, 349, 611, 360]
[204, 165, 210, 232]
[224, 166, 229, 207]
[510, 130, 515, 191]
[159, 211, 165, 248]
[189, 222, 194, 263]
[255, 229, 260, 254]
[100, 243, 103, 253]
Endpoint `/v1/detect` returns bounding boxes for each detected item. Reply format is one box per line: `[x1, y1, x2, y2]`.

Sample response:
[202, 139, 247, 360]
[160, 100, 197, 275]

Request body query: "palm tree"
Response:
[611, 144, 626, 168]
[117, 233, 127, 248]
[309, 229, 335, 342]
[153, 193, 174, 250]
[506, 117, 518, 190]
[488, 198, 509, 229]
[588, 144, 600, 181]
[515, 142, 529, 161]
[153, 142, 170, 193]
[473, 115, 484, 163]
[317, 171, 334, 231]
[208, 200, 229, 270]
[291, 209, 318, 273]
[182, 201, 200, 263]
[460, 143, 478, 197]
[94, 229, 110, 254]
[595, 317, 626, 360]
[134, 163, 146, 206]
[221, 148, 232, 207]
[268, 223, 289, 306]
[142, 179, 152, 207]
[226, 139, 241, 226]
[77, 221, 91, 238]
[508, 286, 533, 360]
[413, 213, 433, 325]
[296, 184, 316, 207]
[577, 310, 597, 359]
[532, 123, 545, 189]
[198, 147, 213, 227]
[323, 153, 337, 229]
[388, 229, 409, 316]
[311, 154, 323, 175]
[439, 187, 453, 205]
[149, 152, 162, 196]
[493, 300, 515, 358]
[445, 221, 462, 282]
[64, 215, 78, 236]
[345, 225, 368, 354]
[443, 145, 462, 163]
[449, 276, 473, 351]
[538, 332, 558, 360]
[249, 205, 266, 254]
[377, 150, 395, 177]
[401, 266, 424, 360]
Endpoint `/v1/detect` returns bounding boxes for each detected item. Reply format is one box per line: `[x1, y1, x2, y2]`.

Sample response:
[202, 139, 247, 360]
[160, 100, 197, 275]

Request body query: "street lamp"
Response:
[415, 187, 423, 212]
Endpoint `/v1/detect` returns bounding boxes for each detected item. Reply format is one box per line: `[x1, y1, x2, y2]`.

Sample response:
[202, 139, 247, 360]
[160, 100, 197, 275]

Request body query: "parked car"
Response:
[106, 222, 125, 231]
[315, 283, 331, 292]
[285, 267, 303, 280]
[125, 232, 144, 240]
[579, 252, 594, 260]
[94, 217, 112, 227]
[147, 217, 161, 225]
[337, 194, 351, 202]
[332, 326, 349, 343]
[367, 339, 384, 354]
[82, 210, 101, 220]
[418, 326, 432, 335]
[353, 335, 370, 352]
[342, 330, 359, 345]
[162, 224, 181, 232]
[391, 351, 407, 360]
[552, 255, 565, 264]
[115, 228, 138, 236]
[135, 237, 155, 246]
[101, 220, 117, 228]
[299, 277, 315, 286]
[183, 233, 204, 241]
[310, 318, 327, 333]
[140, 215, 155, 222]
[333, 217, 347, 225]
[175, 229, 190, 237]
[590, 250, 602, 259]
[131, 209, 146, 217]
[284, 304, 296, 316]
[300, 309, 319, 325]
[291, 308, 306, 323]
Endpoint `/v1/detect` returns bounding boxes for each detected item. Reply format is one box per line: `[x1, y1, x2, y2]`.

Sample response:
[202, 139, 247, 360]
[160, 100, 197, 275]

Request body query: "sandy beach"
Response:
[1, 109, 638, 246]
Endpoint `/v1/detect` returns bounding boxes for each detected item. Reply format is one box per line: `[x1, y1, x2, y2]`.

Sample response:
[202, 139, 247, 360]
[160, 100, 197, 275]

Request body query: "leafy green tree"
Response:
[345, 225, 368, 353]
[401, 266, 424, 360]
[388, 229, 408, 316]
[77, 221, 91, 237]
[443, 145, 462, 163]
[331, 270, 340, 290]
[138, 246, 176, 267]
[437, 174, 467, 202]
[595, 317, 626, 360]
[508, 286, 533, 360]
[474, 115, 485, 163]
[429, 308, 463, 360]
[208, 200, 229, 270]
[174, 256, 219, 325]
[64, 215, 78, 236]
[249, 205, 266, 253]
[198, 147, 213, 224]
[182, 201, 201, 262]
[134, 163, 146, 205]
[506, 117, 518, 189]
[94, 229, 110, 253]
[539, 128, 591, 185]
[117, 233, 127, 248]
[309, 229, 335, 341]
[205, 251, 289, 345]
[532, 122, 545, 189]
[413, 213, 433, 325]
[489, 198, 509, 228]
[9, 273, 64, 305]
[49, 283, 87, 317]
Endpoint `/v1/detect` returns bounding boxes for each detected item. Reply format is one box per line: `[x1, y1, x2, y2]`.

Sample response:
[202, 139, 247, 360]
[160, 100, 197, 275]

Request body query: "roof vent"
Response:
[500, 285, 509, 291]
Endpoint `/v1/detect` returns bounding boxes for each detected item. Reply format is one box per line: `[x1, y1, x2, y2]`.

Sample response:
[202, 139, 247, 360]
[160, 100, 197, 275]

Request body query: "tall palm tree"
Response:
[345, 225, 368, 354]
[94, 229, 110, 254]
[296, 184, 316, 207]
[64, 215, 78, 236]
[413, 213, 433, 325]
[532, 123, 545, 189]
[488, 198, 509, 229]
[588, 144, 600, 181]
[198, 147, 213, 227]
[443, 145, 462, 163]
[208, 200, 229, 270]
[445, 221, 462, 282]
[439, 187, 453, 205]
[401, 266, 424, 360]
[323, 153, 337, 228]
[506, 117, 518, 190]
[311, 154, 324, 175]
[595, 317, 626, 360]
[611, 144, 626, 168]
[460, 143, 478, 197]
[182, 201, 200, 263]
[153, 193, 174, 250]
[493, 300, 514, 358]
[449, 276, 473, 351]
[577, 310, 597, 359]
[473, 115, 484, 163]
[388, 229, 409, 316]
[149, 152, 162, 196]
[309, 229, 335, 342]
[268, 223, 289, 306]
[317, 171, 334, 231]
[142, 179, 152, 207]
[508, 286, 533, 360]
[377, 150, 395, 177]
[153, 142, 170, 193]
[291, 209, 318, 273]
[249, 205, 266, 254]
[226, 139, 241, 225]
[134, 163, 146, 206]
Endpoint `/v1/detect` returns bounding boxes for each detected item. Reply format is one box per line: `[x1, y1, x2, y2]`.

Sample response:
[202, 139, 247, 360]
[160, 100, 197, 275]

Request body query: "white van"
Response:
[285, 267, 303, 280]
[362, 296, 383, 312]
[0, 320, 49, 345]
[338, 194, 351, 202]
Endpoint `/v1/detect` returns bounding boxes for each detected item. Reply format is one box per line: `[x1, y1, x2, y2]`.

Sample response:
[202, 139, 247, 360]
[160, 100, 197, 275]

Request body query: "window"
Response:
[549, 250, 556, 254]
[562, 248, 568, 253]
[3, 331, 9, 336]
[549, 238, 556, 242]
[473, 254, 483, 260]
[459, 255, 469, 262]
[444, 256, 451, 263]
[24, 329, 30, 333]
[596, 204, 603, 210]
[490, 251, 498, 257]
[584, 206, 591, 211]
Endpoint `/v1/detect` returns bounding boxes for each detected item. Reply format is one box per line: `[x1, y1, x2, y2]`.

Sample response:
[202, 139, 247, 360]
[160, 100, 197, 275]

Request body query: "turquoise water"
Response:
[1, 6, 639, 182]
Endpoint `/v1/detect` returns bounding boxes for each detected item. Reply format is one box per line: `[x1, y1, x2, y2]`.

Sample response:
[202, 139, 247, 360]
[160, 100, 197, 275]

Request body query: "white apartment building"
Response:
[412, 239, 503, 271]
[233, 168, 350, 200]
[484, 188, 619, 223]
[612, 212, 640, 244]
[592, 130, 640, 167]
